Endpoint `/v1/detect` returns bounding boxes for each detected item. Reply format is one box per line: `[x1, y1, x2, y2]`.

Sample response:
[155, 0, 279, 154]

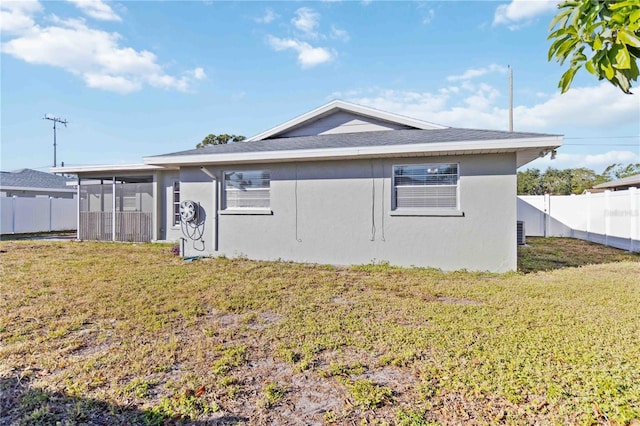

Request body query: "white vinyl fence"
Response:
[0, 196, 76, 234]
[517, 187, 639, 252]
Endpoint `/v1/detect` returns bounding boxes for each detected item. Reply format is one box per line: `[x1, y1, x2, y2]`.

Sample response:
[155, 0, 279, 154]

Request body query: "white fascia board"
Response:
[146, 136, 563, 167]
[49, 164, 173, 174]
[246, 100, 447, 142]
[0, 186, 76, 193]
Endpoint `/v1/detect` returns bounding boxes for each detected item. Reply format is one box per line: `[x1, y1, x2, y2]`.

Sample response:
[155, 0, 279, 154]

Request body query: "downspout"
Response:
[151, 173, 159, 241]
[216, 178, 221, 251]
[76, 176, 81, 240]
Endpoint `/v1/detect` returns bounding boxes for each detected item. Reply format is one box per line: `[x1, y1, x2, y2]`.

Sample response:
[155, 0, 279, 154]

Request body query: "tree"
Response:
[540, 168, 573, 194]
[196, 134, 246, 148]
[602, 162, 640, 180]
[517, 166, 611, 195]
[548, 0, 640, 94]
[569, 167, 606, 193]
[517, 168, 544, 195]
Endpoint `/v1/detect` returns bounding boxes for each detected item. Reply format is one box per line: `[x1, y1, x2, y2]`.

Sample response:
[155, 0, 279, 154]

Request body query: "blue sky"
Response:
[1, 0, 638, 174]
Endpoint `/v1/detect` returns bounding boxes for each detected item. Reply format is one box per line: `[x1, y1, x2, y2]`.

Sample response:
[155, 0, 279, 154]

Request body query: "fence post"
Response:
[49, 197, 53, 232]
[604, 190, 611, 247]
[586, 191, 591, 242]
[544, 193, 550, 237]
[630, 187, 638, 252]
[12, 195, 17, 234]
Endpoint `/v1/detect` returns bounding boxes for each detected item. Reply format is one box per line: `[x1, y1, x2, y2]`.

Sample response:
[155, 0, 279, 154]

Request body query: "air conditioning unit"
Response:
[517, 221, 526, 245]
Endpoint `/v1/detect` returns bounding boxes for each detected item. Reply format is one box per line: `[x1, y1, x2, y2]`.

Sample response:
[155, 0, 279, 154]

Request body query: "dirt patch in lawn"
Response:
[2, 240, 640, 425]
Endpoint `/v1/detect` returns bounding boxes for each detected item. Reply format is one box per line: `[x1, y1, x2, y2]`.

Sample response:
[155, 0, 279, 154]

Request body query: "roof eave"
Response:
[145, 136, 562, 167]
[592, 173, 640, 189]
[49, 164, 177, 174]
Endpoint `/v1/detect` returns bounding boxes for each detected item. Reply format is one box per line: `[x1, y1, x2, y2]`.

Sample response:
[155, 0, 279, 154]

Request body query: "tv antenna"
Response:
[43, 114, 68, 167]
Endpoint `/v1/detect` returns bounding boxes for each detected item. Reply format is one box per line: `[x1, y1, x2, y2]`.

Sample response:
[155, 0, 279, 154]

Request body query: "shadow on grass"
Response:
[517, 236, 640, 274]
[0, 231, 76, 241]
[0, 376, 247, 425]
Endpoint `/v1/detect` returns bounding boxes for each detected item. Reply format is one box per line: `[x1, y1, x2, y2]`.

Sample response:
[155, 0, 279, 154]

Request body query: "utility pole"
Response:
[508, 65, 513, 132]
[43, 115, 68, 167]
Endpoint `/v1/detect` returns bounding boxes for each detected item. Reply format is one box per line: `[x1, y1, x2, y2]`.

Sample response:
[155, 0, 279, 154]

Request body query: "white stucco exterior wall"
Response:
[176, 153, 517, 272]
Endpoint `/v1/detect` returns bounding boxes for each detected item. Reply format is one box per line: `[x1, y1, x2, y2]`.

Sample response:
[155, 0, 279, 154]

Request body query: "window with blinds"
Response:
[393, 163, 459, 210]
[172, 181, 180, 225]
[224, 170, 270, 209]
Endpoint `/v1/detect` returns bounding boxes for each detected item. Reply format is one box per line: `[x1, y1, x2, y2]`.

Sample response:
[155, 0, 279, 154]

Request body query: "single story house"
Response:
[591, 173, 640, 192]
[53, 101, 562, 271]
[0, 168, 76, 198]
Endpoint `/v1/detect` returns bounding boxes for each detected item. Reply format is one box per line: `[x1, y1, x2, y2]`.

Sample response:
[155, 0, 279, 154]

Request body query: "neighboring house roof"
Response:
[246, 100, 447, 141]
[593, 173, 640, 190]
[0, 168, 76, 193]
[145, 127, 562, 168]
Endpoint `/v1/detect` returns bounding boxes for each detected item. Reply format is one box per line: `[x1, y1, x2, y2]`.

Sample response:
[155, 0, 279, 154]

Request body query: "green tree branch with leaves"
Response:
[548, 0, 640, 94]
[196, 134, 246, 148]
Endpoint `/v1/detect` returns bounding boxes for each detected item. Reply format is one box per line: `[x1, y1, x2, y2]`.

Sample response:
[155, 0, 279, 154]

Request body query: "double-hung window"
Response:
[393, 163, 459, 211]
[224, 170, 270, 210]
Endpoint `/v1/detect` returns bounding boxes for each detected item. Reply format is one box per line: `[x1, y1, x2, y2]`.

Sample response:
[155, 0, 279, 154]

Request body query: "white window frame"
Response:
[221, 169, 272, 215]
[391, 163, 463, 216]
[172, 181, 180, 225]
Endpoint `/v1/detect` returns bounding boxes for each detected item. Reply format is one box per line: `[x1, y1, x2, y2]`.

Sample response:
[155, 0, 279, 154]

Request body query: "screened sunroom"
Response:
[79, 175, 154, 242]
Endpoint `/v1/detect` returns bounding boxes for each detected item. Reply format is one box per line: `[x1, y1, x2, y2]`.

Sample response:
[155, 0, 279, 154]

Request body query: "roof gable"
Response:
[246, 100, 447, 141]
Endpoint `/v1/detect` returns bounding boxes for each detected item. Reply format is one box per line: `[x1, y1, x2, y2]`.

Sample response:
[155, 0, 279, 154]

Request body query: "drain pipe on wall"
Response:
[200, 166, 219, 251]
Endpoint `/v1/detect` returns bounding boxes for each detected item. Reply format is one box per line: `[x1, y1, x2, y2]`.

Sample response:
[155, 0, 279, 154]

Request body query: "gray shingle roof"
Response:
[593, 173, 640, 189]
[149, 128, 559, 159]
[0, 168, 73, 189]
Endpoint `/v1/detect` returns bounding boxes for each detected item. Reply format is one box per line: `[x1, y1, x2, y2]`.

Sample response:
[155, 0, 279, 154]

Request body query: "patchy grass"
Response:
[0, 239, 639, 424]
[518, 236, 640, 273]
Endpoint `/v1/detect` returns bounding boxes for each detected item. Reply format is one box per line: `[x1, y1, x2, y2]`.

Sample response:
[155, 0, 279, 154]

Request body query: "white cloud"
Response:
[330, 25, 349, 42]
[292, 7, 320, 38]
[337, 88, 452, 121]
[67, 0, 121, 22]
[526, 151, 640, 172]
[339, 81, 639, 132]
[1, 11, 204, 94]
[191, 67, 206, 80]
[493, 0, 559, 29]
[254, 8, 278, 24]
[514, 83, 640, 130]
[422, 9, 435, 25]
[84, 73, 140, 93]
[267, 35, 333, 68]
[343, 80, 638, 172]
[447, 64, 508, 82]
[0, 0, 43, 34]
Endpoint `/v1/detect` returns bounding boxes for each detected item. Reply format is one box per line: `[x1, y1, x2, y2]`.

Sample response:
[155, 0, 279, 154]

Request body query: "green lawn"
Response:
[0, 239, 639, 425]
